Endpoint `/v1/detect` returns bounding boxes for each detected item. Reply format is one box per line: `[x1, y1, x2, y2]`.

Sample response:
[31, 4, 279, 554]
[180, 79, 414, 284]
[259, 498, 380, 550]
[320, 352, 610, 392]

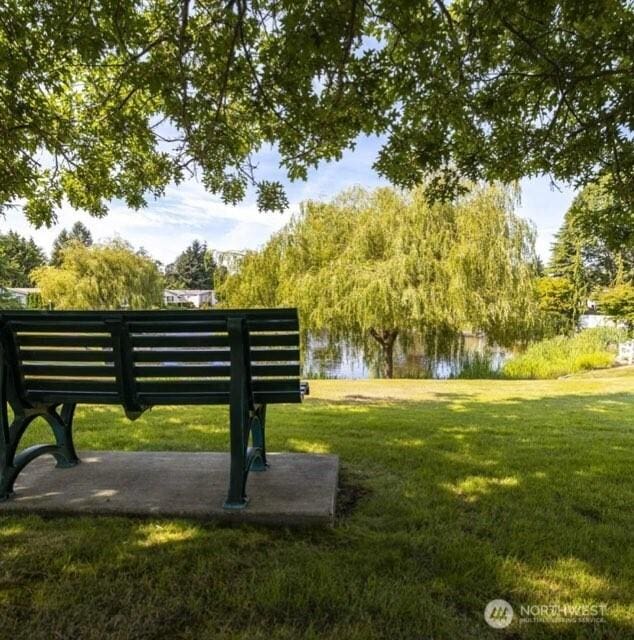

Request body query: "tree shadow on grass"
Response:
[296, 390, 634, 637]
[0, 389, 632, 639]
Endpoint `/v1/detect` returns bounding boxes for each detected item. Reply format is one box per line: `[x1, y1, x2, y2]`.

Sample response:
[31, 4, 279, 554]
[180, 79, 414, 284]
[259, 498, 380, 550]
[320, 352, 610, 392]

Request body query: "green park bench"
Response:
[0, 308, 307, 509]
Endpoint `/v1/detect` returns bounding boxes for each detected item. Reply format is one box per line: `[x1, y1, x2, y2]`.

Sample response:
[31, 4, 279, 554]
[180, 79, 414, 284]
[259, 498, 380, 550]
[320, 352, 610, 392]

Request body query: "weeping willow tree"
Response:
[220, 185, 539, 377]
[33, 239, 163, 310]
[216, 239, 285, 308]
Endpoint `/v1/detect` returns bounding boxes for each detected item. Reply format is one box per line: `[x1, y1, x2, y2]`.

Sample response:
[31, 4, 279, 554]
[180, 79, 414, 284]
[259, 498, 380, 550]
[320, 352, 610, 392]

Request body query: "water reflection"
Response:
[303, 333, 510, 379]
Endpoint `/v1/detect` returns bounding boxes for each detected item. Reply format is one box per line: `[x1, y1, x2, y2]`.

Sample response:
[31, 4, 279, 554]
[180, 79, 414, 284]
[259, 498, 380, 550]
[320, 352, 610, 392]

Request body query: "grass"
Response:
[502, 328, 628, 379]
[1, 373, 634, 639]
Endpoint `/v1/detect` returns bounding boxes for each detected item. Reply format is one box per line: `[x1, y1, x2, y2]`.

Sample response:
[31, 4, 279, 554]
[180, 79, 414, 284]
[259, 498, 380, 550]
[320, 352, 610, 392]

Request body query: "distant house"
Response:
[163, 289, 216, 308]
[2, 287, 40, 307]
[578, 314, 626, 330]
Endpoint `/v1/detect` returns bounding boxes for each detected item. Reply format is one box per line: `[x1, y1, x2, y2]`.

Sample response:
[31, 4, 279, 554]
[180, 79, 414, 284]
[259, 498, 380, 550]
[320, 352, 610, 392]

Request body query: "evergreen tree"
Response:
[165, 241, 217, 289]
[550, 212, 625, 289]
[50, 221, 93, 266]
[548, 190, 634, 327]
[0, 231, 47, 286]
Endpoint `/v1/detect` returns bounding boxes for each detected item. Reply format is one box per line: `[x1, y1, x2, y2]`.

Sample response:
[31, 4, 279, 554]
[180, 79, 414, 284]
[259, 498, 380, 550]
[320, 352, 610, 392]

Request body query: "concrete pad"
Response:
[0, 451, 339, 527]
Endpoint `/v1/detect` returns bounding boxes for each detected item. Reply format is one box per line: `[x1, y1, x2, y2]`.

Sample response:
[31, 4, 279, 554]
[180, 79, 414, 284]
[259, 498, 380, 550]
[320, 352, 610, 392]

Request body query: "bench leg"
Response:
[249, 405, 267, 472]
[224, 316, 266, 509]
[0, 404, 79, 501]
[224, 405, 269, 509]
[1, 413, 36, 501]
[224, 383, 250, 509]
[45, 403, 80, 468]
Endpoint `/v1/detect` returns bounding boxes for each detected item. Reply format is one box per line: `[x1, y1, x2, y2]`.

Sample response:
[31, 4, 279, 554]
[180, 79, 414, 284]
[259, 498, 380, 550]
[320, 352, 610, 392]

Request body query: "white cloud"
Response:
[1, 139, 575, 266]
[1, 179, 297, 264]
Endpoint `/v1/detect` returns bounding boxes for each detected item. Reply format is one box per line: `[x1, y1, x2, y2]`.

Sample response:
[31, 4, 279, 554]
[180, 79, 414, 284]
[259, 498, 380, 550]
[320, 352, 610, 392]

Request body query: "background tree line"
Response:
[0, 222, 221, 310]
[2, 179, 631, 336]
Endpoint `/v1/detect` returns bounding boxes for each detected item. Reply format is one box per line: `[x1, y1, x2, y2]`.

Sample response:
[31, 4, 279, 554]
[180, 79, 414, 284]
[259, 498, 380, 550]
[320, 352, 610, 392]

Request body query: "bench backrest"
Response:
[0, 309, 301, 410]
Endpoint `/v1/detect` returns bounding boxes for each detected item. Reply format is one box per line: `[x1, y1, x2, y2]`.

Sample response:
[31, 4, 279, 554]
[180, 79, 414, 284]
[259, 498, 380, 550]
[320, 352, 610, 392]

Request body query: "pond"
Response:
[303, 333, 511, 379]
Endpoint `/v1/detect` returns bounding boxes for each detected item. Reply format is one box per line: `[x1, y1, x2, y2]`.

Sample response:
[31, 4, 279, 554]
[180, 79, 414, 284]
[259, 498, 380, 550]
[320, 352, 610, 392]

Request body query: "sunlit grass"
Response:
[2, 371, 633, 639]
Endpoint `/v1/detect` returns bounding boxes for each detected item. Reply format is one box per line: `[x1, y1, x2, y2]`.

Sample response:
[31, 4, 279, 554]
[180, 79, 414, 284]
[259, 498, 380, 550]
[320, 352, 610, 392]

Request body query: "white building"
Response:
[578, 314, 626, 330]
[163, 289, 216, 308]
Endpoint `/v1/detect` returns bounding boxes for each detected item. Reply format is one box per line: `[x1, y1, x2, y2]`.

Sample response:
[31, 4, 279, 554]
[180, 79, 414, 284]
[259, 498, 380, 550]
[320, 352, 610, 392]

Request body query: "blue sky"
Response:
[2, 135, 575, 265]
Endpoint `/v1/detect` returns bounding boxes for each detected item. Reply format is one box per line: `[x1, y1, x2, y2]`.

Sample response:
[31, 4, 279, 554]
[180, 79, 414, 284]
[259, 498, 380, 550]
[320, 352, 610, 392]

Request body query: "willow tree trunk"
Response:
[369, 328, 399, 378]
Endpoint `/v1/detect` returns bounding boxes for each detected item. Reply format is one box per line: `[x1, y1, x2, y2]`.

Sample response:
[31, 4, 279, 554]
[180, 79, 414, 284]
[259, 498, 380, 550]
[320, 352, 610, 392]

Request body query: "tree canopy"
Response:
[597, 283, 634, 329]
[535, 276, 580, 335]
[219, 185, 539, 377]
[2, 1, 632, 227]
[566, 176, 634, 257]
[33, 239, 163, 309]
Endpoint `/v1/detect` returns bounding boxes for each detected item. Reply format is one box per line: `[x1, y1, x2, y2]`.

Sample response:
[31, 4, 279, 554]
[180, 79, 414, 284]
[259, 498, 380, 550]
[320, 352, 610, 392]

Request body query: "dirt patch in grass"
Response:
[335, 468, 371, 520]
[343, 394, 403, 403]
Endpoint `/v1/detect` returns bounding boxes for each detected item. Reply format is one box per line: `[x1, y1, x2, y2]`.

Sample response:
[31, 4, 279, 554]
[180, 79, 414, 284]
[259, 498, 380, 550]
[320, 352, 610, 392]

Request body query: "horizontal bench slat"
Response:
[24, 389, 302, 406]
[137, 380, 231, 393]
[248, 333, 299, 347]
[135, 391, 302, 405]
[128, 321, 227, 333]
[18, 335, 112, 348]
[9, 321, 109, 332]
[250, 349, 300, 362]
[132, 364, 300, 379]
[25, 391, 122, 404]
[19, 349, 114, 362]
[249, 319, 299, 331]
[26, 390, 301, 405]
[24, 380, 120, 393]
[21, 364, 116, 377]
[128, 318, 299, 332]
[252, 364, 300, 377]
[131, 348, 300, 363]
[132, 349, 230, 363]
[3, 308, 297, 320]
[255, 391, 302, 404]
[131, 335, 229, 348]
[136, 379, 299, 394]
[134, 365, 231, 378]
[137, 393, 231, 405]
[252, 379, 300, 392]
[130, 333, 299, 348]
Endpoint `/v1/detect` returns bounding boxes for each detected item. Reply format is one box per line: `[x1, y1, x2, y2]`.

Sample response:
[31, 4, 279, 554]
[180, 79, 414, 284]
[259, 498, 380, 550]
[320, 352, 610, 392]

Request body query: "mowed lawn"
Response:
[1, 373, 633, 639]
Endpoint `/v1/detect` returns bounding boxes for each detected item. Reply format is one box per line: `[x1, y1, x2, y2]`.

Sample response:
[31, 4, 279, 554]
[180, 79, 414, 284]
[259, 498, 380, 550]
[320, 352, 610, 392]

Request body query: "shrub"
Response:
[502, 327, 628, 379]
[597, 283, 634, 329]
